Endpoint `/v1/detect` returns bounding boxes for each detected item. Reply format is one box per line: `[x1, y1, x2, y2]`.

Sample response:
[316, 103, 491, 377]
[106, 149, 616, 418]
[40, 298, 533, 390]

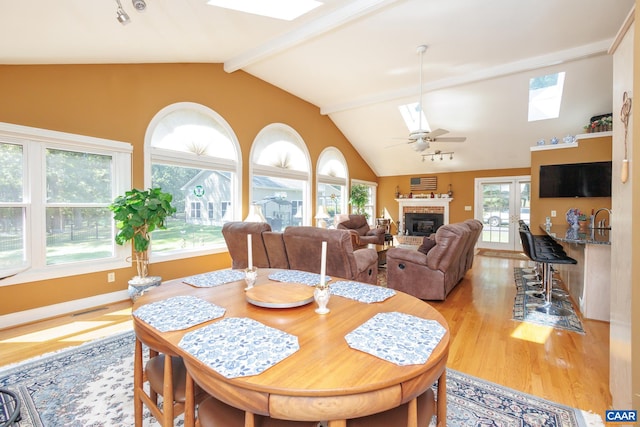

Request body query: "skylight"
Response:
[206, 0, 322, 21]
[528, 72, 566, 122]
[399, 102, 430, 132]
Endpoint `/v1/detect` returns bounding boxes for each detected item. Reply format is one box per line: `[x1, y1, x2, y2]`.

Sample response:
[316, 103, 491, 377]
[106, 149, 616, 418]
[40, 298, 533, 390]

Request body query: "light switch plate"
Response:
[551, 210, 557, 217]
[464, 206, 472, 211]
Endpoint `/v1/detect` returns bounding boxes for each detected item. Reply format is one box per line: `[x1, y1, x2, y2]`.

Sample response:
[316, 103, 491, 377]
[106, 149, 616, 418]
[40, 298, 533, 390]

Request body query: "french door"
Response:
[475, 176, 531, 251]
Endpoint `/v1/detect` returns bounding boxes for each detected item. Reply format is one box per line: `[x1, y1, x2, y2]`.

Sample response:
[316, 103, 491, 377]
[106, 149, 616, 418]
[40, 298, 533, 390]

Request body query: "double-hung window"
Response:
[0, 122, 132, 284]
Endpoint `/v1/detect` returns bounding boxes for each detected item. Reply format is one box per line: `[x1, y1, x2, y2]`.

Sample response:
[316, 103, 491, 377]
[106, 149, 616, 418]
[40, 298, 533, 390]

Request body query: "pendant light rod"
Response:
[416, 45, 428, 131]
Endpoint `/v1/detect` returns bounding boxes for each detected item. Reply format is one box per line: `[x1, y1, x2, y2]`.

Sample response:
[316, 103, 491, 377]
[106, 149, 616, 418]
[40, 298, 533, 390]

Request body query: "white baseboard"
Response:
[0, 290, 130, 329]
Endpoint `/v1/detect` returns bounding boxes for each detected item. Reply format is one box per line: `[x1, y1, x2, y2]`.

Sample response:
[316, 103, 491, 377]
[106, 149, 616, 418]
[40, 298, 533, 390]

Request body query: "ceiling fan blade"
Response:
[385, 141, 413, 149]
[434, 136, 466, 142]
[426, 128, 449, 138]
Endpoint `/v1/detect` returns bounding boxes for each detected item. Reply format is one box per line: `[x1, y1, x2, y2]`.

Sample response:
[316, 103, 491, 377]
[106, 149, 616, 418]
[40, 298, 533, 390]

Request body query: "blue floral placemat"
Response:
[330, 281, 396, 303]
[268, 270, 331, 286]
[183, 269, 245, 288]
[178, 317, 299, 378]
[345, 312, 446, 366]
[133, 295, 226, 332]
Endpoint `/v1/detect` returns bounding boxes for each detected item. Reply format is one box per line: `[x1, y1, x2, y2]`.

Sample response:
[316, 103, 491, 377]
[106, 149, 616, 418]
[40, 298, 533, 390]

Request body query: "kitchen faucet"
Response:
[593, 208, 612, 229]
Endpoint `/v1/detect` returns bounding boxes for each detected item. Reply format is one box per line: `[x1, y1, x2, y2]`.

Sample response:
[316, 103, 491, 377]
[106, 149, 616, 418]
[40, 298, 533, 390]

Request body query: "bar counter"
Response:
[539, 224, 611, 245]
[538, 224, 611, 322]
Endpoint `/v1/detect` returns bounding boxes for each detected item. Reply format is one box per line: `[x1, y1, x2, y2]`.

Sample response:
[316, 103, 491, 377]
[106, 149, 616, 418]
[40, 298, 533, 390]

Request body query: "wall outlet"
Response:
[464, 206, 472, 211]
[551, 210, 557, 217]
[107, 272, 115, 283]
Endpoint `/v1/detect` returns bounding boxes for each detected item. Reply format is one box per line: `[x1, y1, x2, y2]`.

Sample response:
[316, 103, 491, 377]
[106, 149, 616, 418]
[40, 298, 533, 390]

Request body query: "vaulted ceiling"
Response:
[1, 0, 634, 176]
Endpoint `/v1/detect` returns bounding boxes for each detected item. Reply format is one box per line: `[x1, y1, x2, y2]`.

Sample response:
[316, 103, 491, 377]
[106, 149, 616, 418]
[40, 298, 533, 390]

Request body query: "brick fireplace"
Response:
[396, 198, 452, 236]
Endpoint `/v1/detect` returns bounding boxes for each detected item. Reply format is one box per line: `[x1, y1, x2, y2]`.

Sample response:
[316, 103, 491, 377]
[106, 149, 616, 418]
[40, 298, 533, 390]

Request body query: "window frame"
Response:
[249, 123, 311, 227]
[351, 179, 378, 226]
[316, 147, 349, 226]
[0, 122, 132, 287]
[144, 102, 242, 263]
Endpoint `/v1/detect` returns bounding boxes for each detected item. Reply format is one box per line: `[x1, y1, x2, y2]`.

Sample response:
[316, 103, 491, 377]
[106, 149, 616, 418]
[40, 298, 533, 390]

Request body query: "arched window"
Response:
[316, 147, 348, 228]
[250, 124, 311, 231]
[145, 102, 241, 259]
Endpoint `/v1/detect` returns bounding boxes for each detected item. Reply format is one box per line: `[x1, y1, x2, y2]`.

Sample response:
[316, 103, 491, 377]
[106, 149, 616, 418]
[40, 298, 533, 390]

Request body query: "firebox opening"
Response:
[404, 213, 444, 236]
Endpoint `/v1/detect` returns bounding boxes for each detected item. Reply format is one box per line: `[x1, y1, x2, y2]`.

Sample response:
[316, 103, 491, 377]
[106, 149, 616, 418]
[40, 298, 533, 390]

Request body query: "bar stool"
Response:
[518, 223, 569, 300]
[519, 228, 576, 316]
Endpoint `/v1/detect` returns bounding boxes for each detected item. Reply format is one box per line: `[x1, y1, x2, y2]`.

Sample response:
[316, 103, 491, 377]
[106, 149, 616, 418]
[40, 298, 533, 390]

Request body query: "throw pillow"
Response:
[417, 237, 436, 255]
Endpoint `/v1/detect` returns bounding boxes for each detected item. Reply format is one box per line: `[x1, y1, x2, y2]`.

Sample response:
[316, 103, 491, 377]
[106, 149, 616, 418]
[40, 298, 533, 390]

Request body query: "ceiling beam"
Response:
[223, 0, 400, 73]
[320, 39, 614, 115]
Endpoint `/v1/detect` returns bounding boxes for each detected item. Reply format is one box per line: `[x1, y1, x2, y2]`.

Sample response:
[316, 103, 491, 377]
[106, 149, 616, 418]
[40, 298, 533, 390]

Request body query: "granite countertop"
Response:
[539, 224, 611, 245]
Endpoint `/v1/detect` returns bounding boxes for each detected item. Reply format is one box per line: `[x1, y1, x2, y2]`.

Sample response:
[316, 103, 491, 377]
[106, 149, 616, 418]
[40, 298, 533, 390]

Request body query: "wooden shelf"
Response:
[529, 131, 612, 152]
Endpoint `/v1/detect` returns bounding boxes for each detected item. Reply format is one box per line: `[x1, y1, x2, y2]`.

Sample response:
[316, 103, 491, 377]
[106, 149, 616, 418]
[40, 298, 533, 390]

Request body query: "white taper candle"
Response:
[247, 234, 253, 269]
[320, 241, 327, 286]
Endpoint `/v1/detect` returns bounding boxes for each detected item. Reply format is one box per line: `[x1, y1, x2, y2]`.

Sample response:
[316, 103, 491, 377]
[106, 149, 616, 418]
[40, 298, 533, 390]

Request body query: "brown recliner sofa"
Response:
[336, 214, 386, 247]
[385, 220, 483, 300]
[282, 226, 378, 284]
[221, 222, 272, 269]
[222, 222, 378, 284]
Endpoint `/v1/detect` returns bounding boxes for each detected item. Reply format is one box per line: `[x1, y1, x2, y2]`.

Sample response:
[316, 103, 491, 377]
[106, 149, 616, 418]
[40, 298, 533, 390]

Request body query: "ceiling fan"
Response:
[402, 45, 466, 153]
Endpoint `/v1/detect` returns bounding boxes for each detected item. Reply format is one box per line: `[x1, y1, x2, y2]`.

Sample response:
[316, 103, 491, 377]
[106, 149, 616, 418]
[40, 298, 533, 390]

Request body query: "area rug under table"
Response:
[513, 267, 585, 334]
[0, 331, 602, 426]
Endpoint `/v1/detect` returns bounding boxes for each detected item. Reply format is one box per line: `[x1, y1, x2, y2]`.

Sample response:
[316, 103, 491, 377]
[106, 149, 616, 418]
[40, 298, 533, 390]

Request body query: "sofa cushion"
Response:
[417, 237, 436, 255]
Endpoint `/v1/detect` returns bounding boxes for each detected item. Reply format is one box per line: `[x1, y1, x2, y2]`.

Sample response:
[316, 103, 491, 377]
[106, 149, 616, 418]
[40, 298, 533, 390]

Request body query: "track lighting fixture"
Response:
[115, 0, 147, 25]
[421, 150, 454, 162]
[115, 0, 130, 24]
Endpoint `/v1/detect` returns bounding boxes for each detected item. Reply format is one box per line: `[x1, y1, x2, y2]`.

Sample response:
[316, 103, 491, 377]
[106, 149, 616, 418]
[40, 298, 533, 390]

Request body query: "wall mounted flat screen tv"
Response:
[539, 161, 612, 198]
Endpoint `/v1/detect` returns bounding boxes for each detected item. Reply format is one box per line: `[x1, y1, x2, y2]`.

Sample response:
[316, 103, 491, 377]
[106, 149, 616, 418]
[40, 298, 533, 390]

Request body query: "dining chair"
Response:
[195, 394, 318, 427]
[346, 389, 435, 427]
[134, 326, 204, 427]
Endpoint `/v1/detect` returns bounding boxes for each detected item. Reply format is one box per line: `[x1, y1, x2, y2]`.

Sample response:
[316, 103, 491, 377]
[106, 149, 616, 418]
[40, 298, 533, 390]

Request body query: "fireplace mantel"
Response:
[395, 198, 453, 232]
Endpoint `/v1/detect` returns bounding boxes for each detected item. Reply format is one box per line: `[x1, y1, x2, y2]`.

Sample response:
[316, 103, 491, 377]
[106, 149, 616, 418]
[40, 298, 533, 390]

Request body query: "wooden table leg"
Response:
[244, 412, 257, 427]
[184, 373, 195, 427]
[328, 420, 347, 427]
[407, 397, 418, 427]
[436, 370, 447, 427]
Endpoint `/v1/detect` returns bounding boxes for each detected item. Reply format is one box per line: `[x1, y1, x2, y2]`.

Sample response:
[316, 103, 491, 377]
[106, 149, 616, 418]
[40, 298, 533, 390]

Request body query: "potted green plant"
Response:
[109, 188, 176, 299]
[349, 184, 369, 218]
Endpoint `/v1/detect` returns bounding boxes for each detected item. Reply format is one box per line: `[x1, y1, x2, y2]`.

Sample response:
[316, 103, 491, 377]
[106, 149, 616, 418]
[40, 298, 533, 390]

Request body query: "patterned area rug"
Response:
[513, 267, 585, 334]
[0, 331, 602, 426]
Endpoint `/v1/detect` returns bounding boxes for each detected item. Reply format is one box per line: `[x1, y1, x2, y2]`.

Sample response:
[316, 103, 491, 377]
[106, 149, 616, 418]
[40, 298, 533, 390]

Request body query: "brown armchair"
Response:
[336, 214, 385, 247]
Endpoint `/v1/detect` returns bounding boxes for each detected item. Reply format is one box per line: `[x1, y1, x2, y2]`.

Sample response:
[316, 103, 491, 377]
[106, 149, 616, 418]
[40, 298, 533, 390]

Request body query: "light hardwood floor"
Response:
[0, 253, 610, 417]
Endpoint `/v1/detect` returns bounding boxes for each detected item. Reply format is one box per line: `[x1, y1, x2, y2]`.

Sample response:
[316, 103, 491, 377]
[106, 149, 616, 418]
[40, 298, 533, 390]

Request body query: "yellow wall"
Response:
[0, 63, 376, 315]
[530, 135, 612, 228]
[378, 167, 530, 234]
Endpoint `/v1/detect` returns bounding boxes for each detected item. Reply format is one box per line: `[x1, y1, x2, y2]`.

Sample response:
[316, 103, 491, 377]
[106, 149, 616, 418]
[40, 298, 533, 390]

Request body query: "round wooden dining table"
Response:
[133, 269, 449, 427]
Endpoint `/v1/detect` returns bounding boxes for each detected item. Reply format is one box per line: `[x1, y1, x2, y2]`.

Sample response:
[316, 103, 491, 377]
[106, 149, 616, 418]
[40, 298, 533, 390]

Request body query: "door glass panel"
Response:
[476, 177, 531, 251]
[480, 182, 512, 245]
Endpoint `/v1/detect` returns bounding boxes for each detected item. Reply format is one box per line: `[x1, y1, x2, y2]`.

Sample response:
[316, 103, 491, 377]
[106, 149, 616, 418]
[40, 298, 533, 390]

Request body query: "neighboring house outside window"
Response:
[0, 122, 132, 285]
[250, 124, 311, 231]
[316, 147, 348, 228]
[145, 103, 241, 259]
